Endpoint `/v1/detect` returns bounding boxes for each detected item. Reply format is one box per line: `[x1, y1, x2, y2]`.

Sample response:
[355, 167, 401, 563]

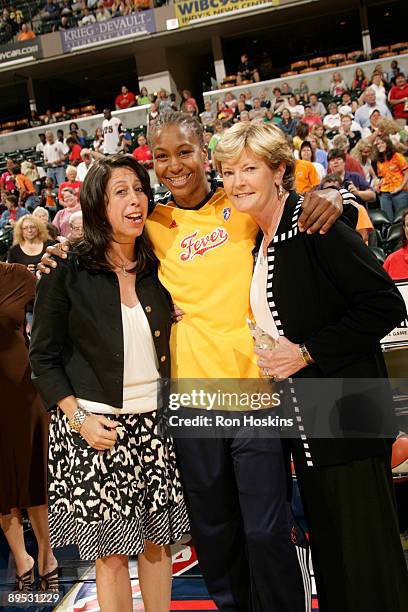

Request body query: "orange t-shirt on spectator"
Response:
[58, 180, 82, 199]
[377, 153, 408, 192]
[295, 159, 320, 193]
[17, 31, 36, 41]
[15, 173, 35, 196]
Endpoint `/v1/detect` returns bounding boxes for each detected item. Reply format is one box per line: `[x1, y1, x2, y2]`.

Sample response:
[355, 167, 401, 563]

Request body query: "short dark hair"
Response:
[148, 111, 204, 148]
[12, 163, 21, 174]
[299, 140, 315, 162]
[76, 154, 156, 274]
[5, 194, 18, 206]
[327, 148, 346, 162]
[66, 136, 76, 145]
[295, 122, 309, 140]
[320, 173, 342, 189]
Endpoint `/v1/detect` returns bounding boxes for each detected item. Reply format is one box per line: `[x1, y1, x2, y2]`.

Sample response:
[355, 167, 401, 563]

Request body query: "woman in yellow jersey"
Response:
[214, 122, 408, 612]
[39, 113, 349, 612]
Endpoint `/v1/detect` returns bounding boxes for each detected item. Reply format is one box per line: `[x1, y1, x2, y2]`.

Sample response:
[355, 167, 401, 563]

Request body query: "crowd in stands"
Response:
[1, 62, 407, 276]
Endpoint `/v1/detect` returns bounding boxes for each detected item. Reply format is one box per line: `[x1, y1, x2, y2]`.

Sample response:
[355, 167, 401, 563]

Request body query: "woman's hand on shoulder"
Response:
[79, 414, 119, 451]
[299, 189, 343, 235]
[172, 302, 185, 323]
[37, 241, 71, 276]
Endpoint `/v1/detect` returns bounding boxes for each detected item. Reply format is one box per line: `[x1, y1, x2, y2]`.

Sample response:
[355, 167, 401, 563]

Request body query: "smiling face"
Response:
[21, 218, 39, 241]
[61, 190, 78, 208]
[106, 168, 148, 244]
[376, 138, 387, 153]
[152, 124, 209, 207]
[221, 148, 279, 216]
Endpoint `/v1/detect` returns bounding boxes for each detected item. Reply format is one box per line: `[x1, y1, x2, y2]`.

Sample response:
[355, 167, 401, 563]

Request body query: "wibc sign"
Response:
[174, 0, 279, 28]
[0, 38, 43, 65]
[60, 11, 156, 53]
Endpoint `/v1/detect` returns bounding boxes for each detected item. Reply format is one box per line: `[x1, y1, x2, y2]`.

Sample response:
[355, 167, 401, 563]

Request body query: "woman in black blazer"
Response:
[30, 155, 189, 612]
[214, 123, 408, 612]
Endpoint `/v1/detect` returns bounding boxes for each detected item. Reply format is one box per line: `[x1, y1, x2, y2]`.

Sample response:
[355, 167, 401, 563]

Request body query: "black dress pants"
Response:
[175, 434, 310, 612]
[291, 442, 408, 612]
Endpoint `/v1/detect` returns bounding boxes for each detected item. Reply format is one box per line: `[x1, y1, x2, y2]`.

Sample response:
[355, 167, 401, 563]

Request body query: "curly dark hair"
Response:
[374, 136, 395, 162]
[75, 154, 157, 274]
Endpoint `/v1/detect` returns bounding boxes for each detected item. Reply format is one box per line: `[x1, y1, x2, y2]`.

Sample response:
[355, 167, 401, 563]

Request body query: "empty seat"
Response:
[390, 42, 408, 54]
[393, 208, 407, 224]
[291, 60, 308, 71]
[385, 223, 403, 255]
[368, 210, 391, 238]
[309, 57, 327, 68]
[347, 50, 365, 62]
[328, 53, 346, 63]
[369, 246, 386, 264]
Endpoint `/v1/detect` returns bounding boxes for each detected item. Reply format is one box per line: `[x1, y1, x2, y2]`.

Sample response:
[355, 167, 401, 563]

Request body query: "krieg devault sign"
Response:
[381, 280, 408, 350]
[174, 0, 279, 27]
[60, 10, 156, 53]
[0, 38, 43, 64]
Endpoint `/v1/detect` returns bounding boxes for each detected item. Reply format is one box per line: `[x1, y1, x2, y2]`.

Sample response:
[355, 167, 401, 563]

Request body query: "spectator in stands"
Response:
[42, 0, 60, 19]
[351, 67, 368, 93]
[237, 53, 260, 84]
[309, 93, 326, 118]
[249, 98, 267, 123]
[295, 148, 320, 194]
[79, 6, 96, 25]
[330, 72, 348, 98]
[101, 109, 123, 155]
[208, 120, 224, 152]
[36, 133, 46, 154]
[327, 149, 375, 205]
[238, 92, 252, 110]
[388, 73, 408, 127]
[92, 126, 104, 153]
[76, 149, 94, 181]
[57, 15, 70, 31]
[66, 137, 82, 167]
[69, 123, 86, 147]
[157, 89, 172, 114]
[331, 134, 365, 176]
[355, 88, 392, 130]
[30, 112, 43, 128]
[374, 136, 408, 221]
[7, 215, 53, 274]
[278, 108, 297, 137]
[323, 102, 341, 132]
[339, 114, 361, 150]
[52, 187, 81, 238]
[115, 85, 136, 110]
[44, 110, 57, 125]
[148, 101, 159, 124]
[233, 101, 248, 122]
[299, 140, 325, 181]
[383, 210, 408, 279]
[369, 71, 388, 107]
[286, 94, 305, 120]
[302, 105, 322, 129]
[306, 133, 328, 170]
[67, 210, 83, 241]
[200, 100, 216, 127]
[224, 92, 237, 112]
[281, 82, 292, 98]
[56, 129, 65, 144]
[58, 166, 81, 199]
[60, 0, 73, 16]
[293, 121, 309, 152]
[33, 207, 59, 240]
[0, 195, 28, 229]
[180, 90, 199, 115]
[137, 87, 150, 106]
[96, 1, 111, 21]
[17, 23, 36, 41]
[21, 159, 41, 195]
[259, 91, 271, 110]
[320, 173, 374, 244]
[238, 110, 250, 123]
[40, 178, 58, 211]
[43, 130, 67, 187]
[0, 159, 17, 194]
[0, 14, 13, 44]
[361, 107, 382, 139]
[311, 124, 329, 151]
[341, 91, 358, 113]
[12, 164, 37, 211]
[297, 80, 309, 103]
[270, 87, 286, 115]
[132, 134, 153, 169]
[376, 117, 408, 154]
[350, 139, 376, 185]
[2, 8, 18, 35]
[388, 61, 405, 86]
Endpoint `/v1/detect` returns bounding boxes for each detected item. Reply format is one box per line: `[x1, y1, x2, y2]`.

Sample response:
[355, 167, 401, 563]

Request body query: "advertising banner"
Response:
[174, 0, 279, 28]
[60, 10, 156, 53]
[0, 38, 43, 66]
[382, 280, 408, 350]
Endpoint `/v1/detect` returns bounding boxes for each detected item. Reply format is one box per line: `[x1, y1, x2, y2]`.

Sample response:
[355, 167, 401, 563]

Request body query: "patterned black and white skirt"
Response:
[48, 409, 190, 560]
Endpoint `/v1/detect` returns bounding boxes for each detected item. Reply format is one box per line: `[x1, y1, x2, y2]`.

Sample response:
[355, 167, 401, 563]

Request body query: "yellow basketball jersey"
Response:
[146, 188, 260, 378]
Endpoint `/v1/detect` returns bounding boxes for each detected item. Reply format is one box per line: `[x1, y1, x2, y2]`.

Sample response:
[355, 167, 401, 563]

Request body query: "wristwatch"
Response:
[69, 406, 88, 432]
[299, 343, 314, 366]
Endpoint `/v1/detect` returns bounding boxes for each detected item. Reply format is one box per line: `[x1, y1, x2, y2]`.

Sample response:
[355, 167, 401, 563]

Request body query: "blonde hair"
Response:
[377, 117, 402, 136]
[12, 214, 50, 245]
[213, 122, 295, 191]
[350, 138, 373, 163]
[66, 165, 77, 178]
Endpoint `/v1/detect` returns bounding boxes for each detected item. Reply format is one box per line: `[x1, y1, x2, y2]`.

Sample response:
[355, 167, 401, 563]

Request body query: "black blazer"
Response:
[266, 192, 407, 467]
[29, 253, 173, 410]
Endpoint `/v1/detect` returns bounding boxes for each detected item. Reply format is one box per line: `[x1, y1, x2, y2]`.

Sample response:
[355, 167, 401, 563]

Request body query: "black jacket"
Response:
[29, 253, 172, 410]
[266, 192, 407, 466]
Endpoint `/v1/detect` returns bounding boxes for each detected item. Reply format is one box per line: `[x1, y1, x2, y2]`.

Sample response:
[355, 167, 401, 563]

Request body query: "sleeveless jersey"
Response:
[146, 188, 260, 378]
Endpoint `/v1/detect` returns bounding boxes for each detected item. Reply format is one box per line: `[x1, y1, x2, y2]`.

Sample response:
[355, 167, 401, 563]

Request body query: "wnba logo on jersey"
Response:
[179, 227, 229, 261]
